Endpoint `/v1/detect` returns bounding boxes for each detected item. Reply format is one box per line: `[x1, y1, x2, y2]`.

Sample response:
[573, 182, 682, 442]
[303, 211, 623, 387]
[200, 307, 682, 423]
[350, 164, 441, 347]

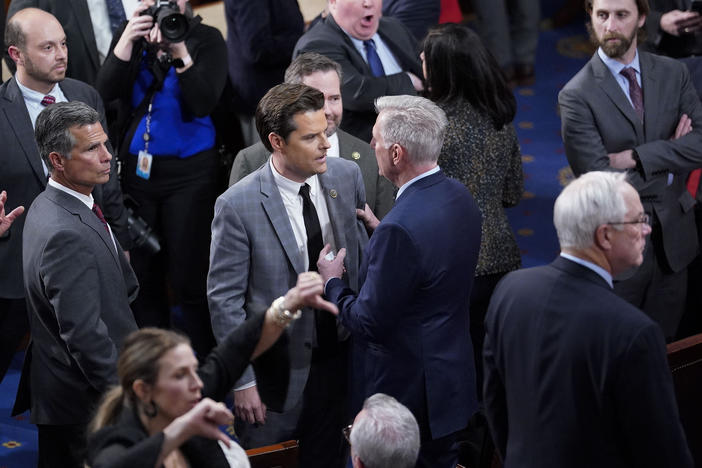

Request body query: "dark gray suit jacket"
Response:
[19, 185, 138, 425]
[8, 0, 102, 85]
[559, 51, 702, 274]
[484, 256, 693, 467]
[228, 129, 395, 219]
[0, 76, 129, 300]
[209, 157, 368, 411]
[293, 15, 422, 142]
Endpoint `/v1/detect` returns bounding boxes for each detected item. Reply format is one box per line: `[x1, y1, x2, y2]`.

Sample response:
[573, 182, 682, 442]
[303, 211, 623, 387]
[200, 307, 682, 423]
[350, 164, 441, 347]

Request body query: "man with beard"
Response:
[558, 0, 702, 341]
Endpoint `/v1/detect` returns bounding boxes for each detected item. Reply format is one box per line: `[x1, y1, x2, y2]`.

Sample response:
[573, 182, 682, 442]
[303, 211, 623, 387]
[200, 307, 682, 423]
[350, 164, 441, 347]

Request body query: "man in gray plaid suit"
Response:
[208, 83, 368, 467]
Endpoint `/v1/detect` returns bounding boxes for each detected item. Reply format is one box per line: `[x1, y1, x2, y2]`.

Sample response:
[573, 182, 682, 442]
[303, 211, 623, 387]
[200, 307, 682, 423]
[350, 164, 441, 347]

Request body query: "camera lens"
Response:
[157, 11, 189, 42]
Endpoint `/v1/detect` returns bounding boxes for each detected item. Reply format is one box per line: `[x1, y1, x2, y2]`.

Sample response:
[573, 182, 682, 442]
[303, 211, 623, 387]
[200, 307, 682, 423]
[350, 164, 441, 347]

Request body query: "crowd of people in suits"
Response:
[0, 0, 700, 466]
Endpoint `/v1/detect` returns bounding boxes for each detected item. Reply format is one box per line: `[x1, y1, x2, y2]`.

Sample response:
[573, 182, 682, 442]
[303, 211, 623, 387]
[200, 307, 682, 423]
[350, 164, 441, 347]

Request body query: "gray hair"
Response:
[350, 393, 420, 468]
[553, 171, 629, 250]
[35, 101, 100, 173]
[374, 95, 447, 164]
[284, 52, 343, 84]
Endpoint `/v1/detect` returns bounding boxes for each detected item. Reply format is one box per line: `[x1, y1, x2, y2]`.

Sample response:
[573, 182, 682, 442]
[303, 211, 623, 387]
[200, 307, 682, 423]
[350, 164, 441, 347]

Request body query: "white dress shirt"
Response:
[86, 0, 139, 64]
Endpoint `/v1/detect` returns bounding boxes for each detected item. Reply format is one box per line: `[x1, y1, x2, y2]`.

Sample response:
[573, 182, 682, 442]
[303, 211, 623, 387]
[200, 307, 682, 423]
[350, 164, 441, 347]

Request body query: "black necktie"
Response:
[299, 184, 323, 272]
[299, 183, 336, 349]
[364, 39, 385, 77]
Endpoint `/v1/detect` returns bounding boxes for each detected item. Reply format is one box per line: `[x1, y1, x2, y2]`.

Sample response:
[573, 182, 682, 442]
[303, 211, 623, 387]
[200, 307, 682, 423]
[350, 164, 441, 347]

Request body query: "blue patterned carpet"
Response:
[0, 22, 593, 468]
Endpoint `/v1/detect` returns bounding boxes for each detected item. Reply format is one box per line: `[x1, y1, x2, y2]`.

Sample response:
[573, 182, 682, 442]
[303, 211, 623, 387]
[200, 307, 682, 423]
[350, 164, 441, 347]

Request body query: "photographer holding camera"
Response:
[96, 0, 227, 357]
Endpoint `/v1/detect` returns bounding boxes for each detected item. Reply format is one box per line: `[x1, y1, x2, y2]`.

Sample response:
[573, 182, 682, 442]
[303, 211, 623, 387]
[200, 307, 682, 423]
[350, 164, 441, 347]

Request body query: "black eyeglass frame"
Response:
[606, 213, 650, 227]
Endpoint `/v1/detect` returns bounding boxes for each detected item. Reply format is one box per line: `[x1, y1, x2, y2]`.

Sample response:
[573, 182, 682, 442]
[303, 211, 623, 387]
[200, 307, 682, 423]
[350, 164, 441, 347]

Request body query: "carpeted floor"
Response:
[0, 22, 593, 467]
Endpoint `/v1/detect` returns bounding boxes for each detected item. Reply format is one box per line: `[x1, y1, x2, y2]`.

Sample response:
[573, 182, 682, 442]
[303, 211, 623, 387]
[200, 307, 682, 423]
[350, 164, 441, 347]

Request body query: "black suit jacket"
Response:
[644, 0, 702, 57]
[19, 185, 138, 424]
[293, 15, 422, 142]
[484, 256, 693, 467]
[0, 76, 129, 300]
[8, 0, 102, 85]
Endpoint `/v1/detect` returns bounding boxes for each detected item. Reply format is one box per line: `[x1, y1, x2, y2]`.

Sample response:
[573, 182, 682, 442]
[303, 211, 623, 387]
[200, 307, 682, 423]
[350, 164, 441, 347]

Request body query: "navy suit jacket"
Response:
[294, 15, 422, 142]
[484, 256, 693, 467]
[326, 170, 481, 440]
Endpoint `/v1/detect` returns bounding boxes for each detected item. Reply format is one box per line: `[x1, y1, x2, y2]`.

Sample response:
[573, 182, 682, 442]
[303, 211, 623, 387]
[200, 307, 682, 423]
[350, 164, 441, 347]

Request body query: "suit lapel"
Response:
[591, 54, 644, 141]
[259, 164, 305, 274]
[639, 52, 660, 142]
[2, 79, 47, 187]
[325, 15, 376, 77]
[318, 168, 347, 254]
[46, 185, 122, 269]
[70, 0, 100, 72]
[377, 19, 421, 75]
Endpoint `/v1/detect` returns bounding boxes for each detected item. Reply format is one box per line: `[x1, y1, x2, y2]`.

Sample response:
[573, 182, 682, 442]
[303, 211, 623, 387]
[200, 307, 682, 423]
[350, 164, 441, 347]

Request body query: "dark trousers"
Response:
[236, 348, 348, 468]
[0, 297, 28, 383]
[37, 424, 85, 468]
[123, 149, 218, 357]
[613, 221, 687, 342]
[470, 272, 508, 402]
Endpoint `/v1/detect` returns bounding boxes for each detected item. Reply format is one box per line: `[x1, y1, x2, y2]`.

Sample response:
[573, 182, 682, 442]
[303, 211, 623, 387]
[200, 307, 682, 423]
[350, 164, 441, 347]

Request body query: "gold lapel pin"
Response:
[329, 189, 338, 199]
[351, 151, 361, 160]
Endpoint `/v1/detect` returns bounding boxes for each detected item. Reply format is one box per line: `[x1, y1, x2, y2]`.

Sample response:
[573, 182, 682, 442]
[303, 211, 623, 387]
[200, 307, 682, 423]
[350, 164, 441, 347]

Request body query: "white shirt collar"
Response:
[15, 79, 61, 107]
[597, 47, 641, 77]
[327, 132, 340, 159]
[48, 178, 94, 209]
[560, 252, 613, 288]
[269, 158, 321, 201]
[395, 165, 440, 201]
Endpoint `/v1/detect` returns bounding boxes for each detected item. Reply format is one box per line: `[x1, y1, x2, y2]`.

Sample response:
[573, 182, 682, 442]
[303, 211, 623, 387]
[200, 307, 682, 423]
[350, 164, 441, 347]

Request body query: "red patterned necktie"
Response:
[92, 203, 110, 235]
[619, 67, 644, 122]
[40, 95, 55, 106]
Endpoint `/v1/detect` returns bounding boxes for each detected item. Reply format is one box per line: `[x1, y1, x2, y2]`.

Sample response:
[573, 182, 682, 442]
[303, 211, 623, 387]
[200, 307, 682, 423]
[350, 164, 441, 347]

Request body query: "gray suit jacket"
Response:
[8, 0, 102, 85]
[20, 185, 138, 424]
[0, 76, 129, 299]
[228, 129, 395, 219]
[208, 157, 368, 411]
[558, 51, 702, 272]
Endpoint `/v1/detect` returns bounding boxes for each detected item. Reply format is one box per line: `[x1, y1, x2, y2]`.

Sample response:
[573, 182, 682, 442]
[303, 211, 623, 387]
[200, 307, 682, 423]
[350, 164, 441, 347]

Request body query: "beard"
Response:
[587, 22, 637, 59]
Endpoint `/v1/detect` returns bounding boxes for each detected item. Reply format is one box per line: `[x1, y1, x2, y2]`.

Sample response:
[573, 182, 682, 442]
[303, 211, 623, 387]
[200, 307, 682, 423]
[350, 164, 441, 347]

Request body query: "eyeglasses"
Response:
[607, 214, 650, 227]
[343, 424, 353, 444]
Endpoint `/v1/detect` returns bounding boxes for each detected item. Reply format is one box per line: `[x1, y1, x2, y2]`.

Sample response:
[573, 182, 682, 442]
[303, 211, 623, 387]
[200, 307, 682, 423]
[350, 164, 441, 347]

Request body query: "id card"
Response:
[136, 150, 153, 180]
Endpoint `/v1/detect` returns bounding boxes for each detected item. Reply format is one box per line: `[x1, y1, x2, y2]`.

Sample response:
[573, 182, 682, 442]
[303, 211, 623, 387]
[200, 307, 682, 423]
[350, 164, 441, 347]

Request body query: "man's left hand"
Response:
[316, 244, 346, 284]
[609, 149, 636, 169]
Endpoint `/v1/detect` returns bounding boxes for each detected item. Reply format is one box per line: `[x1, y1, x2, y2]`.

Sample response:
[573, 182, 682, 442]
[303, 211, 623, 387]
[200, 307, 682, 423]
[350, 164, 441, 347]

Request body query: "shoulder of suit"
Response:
[326, 155, 361, 173]
[61, 77, 100, 99]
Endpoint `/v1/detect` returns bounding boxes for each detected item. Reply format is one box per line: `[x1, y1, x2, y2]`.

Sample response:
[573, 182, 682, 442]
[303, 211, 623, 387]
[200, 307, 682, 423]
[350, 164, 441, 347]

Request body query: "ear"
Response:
[132, 379, 152, 403]
[48, 152, 65, 173]
[391, 144, 405, 166]
[8, 45, 22, 65]
[268, 132, 286, 153]
[594, 224, 612, 251]
[637, 13, 646, 29]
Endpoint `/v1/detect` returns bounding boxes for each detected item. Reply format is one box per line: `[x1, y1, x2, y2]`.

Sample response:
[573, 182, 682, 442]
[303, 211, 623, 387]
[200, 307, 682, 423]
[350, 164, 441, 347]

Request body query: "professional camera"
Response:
[124, 196, 161, 254]
[141, 0, 189, 43]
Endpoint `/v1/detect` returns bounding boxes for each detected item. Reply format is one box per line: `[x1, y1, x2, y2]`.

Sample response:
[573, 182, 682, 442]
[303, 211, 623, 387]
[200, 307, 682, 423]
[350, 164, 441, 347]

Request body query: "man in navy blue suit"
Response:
[484, 171, 692, 467]
[318, 95, 482, 468]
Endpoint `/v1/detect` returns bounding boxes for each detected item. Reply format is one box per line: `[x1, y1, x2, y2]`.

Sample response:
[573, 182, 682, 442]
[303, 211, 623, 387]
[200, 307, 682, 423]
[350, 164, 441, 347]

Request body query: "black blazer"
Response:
[293, 15, 422, 142]
[484, 256, 693, 467]
[87, 307, 267, 468]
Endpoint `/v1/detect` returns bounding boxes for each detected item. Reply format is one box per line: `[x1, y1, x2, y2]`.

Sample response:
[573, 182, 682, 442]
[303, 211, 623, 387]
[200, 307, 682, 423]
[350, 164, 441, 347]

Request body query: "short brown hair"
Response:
[584, 0, 649, 17]
[255, 83, 325, 152]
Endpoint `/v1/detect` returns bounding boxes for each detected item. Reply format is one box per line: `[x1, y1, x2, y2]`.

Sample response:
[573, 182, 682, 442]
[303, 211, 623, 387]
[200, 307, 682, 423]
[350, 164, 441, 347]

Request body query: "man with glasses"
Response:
[344, 393, 420, 468]
[483, 171, 692, 467]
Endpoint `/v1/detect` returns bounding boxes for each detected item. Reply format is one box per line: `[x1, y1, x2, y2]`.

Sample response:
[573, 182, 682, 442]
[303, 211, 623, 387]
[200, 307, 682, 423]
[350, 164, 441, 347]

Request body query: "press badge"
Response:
[136, 150, 153, 180]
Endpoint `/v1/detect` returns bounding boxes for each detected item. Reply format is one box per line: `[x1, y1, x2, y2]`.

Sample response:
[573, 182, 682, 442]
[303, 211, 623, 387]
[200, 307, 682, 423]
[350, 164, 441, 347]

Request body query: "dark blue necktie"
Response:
[364, 39, 385, 77]
[106, 0, 127, 33]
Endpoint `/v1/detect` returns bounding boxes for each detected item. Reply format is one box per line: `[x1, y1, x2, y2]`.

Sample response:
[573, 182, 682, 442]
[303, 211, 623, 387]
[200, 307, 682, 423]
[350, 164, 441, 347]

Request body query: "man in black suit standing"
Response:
[229, 52, 395, 219]
[484, 171, 693, 467]
[293, 0, 424, 142]
[0, 8, 130, 383]
[23, 101, 138, 468]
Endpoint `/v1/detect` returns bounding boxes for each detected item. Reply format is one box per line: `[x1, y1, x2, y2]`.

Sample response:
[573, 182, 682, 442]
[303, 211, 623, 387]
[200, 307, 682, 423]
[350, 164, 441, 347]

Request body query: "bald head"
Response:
[6, 8, 67, 94]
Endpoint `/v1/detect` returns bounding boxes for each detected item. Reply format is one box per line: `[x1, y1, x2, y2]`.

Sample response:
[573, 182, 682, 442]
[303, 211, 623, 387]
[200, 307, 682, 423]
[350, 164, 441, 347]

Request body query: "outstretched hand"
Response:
[0, 191, 24, 237]
[167, 398, 234, 448]
[285, 270, 339, 316]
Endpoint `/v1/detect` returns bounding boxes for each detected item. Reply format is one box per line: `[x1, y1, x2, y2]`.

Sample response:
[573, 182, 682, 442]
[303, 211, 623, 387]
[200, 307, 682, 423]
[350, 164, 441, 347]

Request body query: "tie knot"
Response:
[620, 67, 637, 83]
[363, 39, 376, 50]
[299, 183, 311, 198]
[40, 95, 55, 107]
